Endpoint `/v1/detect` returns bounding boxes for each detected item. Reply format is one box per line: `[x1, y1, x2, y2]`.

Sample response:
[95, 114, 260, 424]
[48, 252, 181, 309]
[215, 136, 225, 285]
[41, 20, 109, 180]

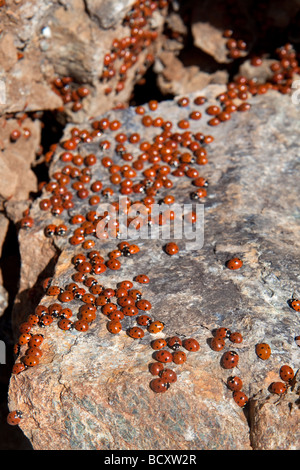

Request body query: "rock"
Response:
[7, 86, 300, 450]
[0, 0, 169, 119]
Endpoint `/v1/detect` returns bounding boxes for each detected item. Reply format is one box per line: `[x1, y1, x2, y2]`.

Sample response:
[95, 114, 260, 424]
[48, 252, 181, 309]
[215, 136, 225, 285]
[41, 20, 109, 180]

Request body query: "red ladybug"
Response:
[226, 258, 243, 270]
[290, 299, 300, 311]
[164, 242, 179, 256]
[210, 337, 225, 351]
[279, 365, 294, 382]
[74, 320, 89, 332]
[214, 327, 231, 339]
[12, 363, 26, 374]
[233, 391, 248, 408]
[28, 334, 44, 348]
[269, 382, 286, 395]
[7, 410, 23, 426]
[58, 318, 73, 331]
[106, 259, 121, 270]
[135, 274, 150, 284]
[227, 376, 243, 392]
[154, 350, 173, 363]
[149, 362, 164, 376]
[136, 299, 152, 311]
[136, 315, 152, 327]
[122, 305, 139, 317]
[183, 338, 200, 352]
[148, 321, 165, 334]
[160, 368, 177, 383]
[107, 320, 122, 334]
[47, 286, 62, 296]
[22, 355, 39, 367]
[150, 378, 170, 393]
[127, 326, 144, 339]
[167, 336, 182, 350]
[229, 332, 243, 344]
[151, 339, 167, 350]
[255, 343, 271, 360]
[172, 350, 187, 364]
[221, 351, 239, 369]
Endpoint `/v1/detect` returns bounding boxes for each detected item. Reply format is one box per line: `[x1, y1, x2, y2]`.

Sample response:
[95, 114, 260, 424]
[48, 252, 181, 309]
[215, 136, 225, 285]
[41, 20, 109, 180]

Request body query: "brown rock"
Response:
[7, 86, 300, 450]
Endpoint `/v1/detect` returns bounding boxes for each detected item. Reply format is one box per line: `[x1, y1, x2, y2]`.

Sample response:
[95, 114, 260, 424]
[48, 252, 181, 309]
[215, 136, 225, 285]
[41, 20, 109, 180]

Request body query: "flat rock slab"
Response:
[8, 86, 300, 450]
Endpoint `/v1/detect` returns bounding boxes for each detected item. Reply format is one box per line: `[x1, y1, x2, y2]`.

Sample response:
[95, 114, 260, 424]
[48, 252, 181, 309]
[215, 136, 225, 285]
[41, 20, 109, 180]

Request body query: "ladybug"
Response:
[135, 274, 150, 284]
[19, 322, 32, 334]
[127, 289, 142, 301]
[19, 216, 34, 229]
[60, 308, 73, 319]
[77, 261, 92, 274]
[136, 315, 152, 327]
[35, 304, 49, 317]
[255, 343, 271, 360]
[294, 335, 300, 347]
[72, 254, 86, 266]
[154, 349, 173, 363]
[106, 259, 122, 270]
[25, 347, 43, 358]
[229, 332, 243, 344]
[27, 314, 39, 326]
[118, 296, 135, 307]
[82, 293, 96, 304]
[7, 410, 23, 426]
[164, 242, 179, 256]
[149, 362, 164, 376]
[183, 338, 200, 352]
[58, 318, 73, 331]
[160, 368, 177, 383]
[167, 336, 182, 350]
[290, 299, 300, 311]
[226, 258, 243, 270]
[210, 337, 225, 351]
[48, 303, 62, 317]
[127, 326, 144, 339]
[118, 280, 133, 290]
[39, 315, 53, 327]
[28, 334, 44, 348]
[151, 339, 167, 350]
[101, 304, 117, 316]
[42, 277, 53, 292]
[55, 224, 68, 236]
[269, 382, 286, 395]
[22, 355, 39, 367]
[136, 299, 152, 311]
[227, 376, 243, 392]
[96, 295, 110, 306]
[18, 333, 32, 346]
[108, 310, 124, 321]
[150, 378, 170, 393]
[232, 391, 248, 408]
[46, 286, 62, 296]
[74, 320, 89, 332]
[221, 351, 239, 369]
[12, 363, 26, 374]
[44, 224, 57, 237]
[107, 320, 122, 334]
[58, 291, 74, 303]
[148, 321, 165, 334]
[172, 350, 187, 364]
[214, 327, 231, 339]
[279, 365, 294, 382]
[122, 305, 139, 317]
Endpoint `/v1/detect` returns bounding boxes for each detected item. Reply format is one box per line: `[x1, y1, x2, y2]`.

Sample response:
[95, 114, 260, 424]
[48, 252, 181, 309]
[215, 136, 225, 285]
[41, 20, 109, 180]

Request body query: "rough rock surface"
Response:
[8, 86, 300, 450]
[0, 0, 168, 120]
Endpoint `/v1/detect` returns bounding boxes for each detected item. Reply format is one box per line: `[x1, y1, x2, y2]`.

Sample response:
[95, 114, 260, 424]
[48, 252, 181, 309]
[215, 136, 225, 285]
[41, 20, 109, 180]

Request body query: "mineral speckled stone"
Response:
[7, 85, 300, 450]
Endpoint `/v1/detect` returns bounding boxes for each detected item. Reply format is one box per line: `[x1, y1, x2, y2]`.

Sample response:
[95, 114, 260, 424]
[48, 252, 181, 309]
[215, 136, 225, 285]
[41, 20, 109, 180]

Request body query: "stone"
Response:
[7, 86, 300, 450]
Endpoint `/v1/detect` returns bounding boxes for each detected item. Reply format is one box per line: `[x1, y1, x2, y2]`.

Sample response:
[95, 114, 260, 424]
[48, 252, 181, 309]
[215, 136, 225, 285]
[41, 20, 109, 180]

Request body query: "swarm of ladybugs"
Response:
[10, 36, 300, 428]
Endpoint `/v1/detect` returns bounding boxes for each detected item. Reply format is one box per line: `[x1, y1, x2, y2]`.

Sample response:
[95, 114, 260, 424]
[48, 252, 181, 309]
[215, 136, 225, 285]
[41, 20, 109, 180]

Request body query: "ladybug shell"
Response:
[160, 368, 177, 383]
[127, 327, 144, 339]
[7, 411, 22, 426]
[269, 381, 286, 395]
[233, 391, 248, 407]
[150, 378, 170, 393]
[255, 343, 271, 360]
[227, 376, 243, 392]
[221, 351, 239, 369]
[154, 350, 173, 363]
[183, 338, 200, 352]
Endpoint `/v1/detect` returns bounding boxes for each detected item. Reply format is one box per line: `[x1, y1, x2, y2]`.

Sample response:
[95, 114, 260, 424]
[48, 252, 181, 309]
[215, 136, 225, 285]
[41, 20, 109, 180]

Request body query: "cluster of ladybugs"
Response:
[51, 77, 90, 113]
[100, 0, 170, 96]
[10, 39, 300, 426]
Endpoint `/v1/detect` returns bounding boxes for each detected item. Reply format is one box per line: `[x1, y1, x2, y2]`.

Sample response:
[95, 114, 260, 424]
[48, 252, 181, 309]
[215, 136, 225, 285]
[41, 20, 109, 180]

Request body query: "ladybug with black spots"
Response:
[7, 410, 23, 426]
[221, 351, 239, 369]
